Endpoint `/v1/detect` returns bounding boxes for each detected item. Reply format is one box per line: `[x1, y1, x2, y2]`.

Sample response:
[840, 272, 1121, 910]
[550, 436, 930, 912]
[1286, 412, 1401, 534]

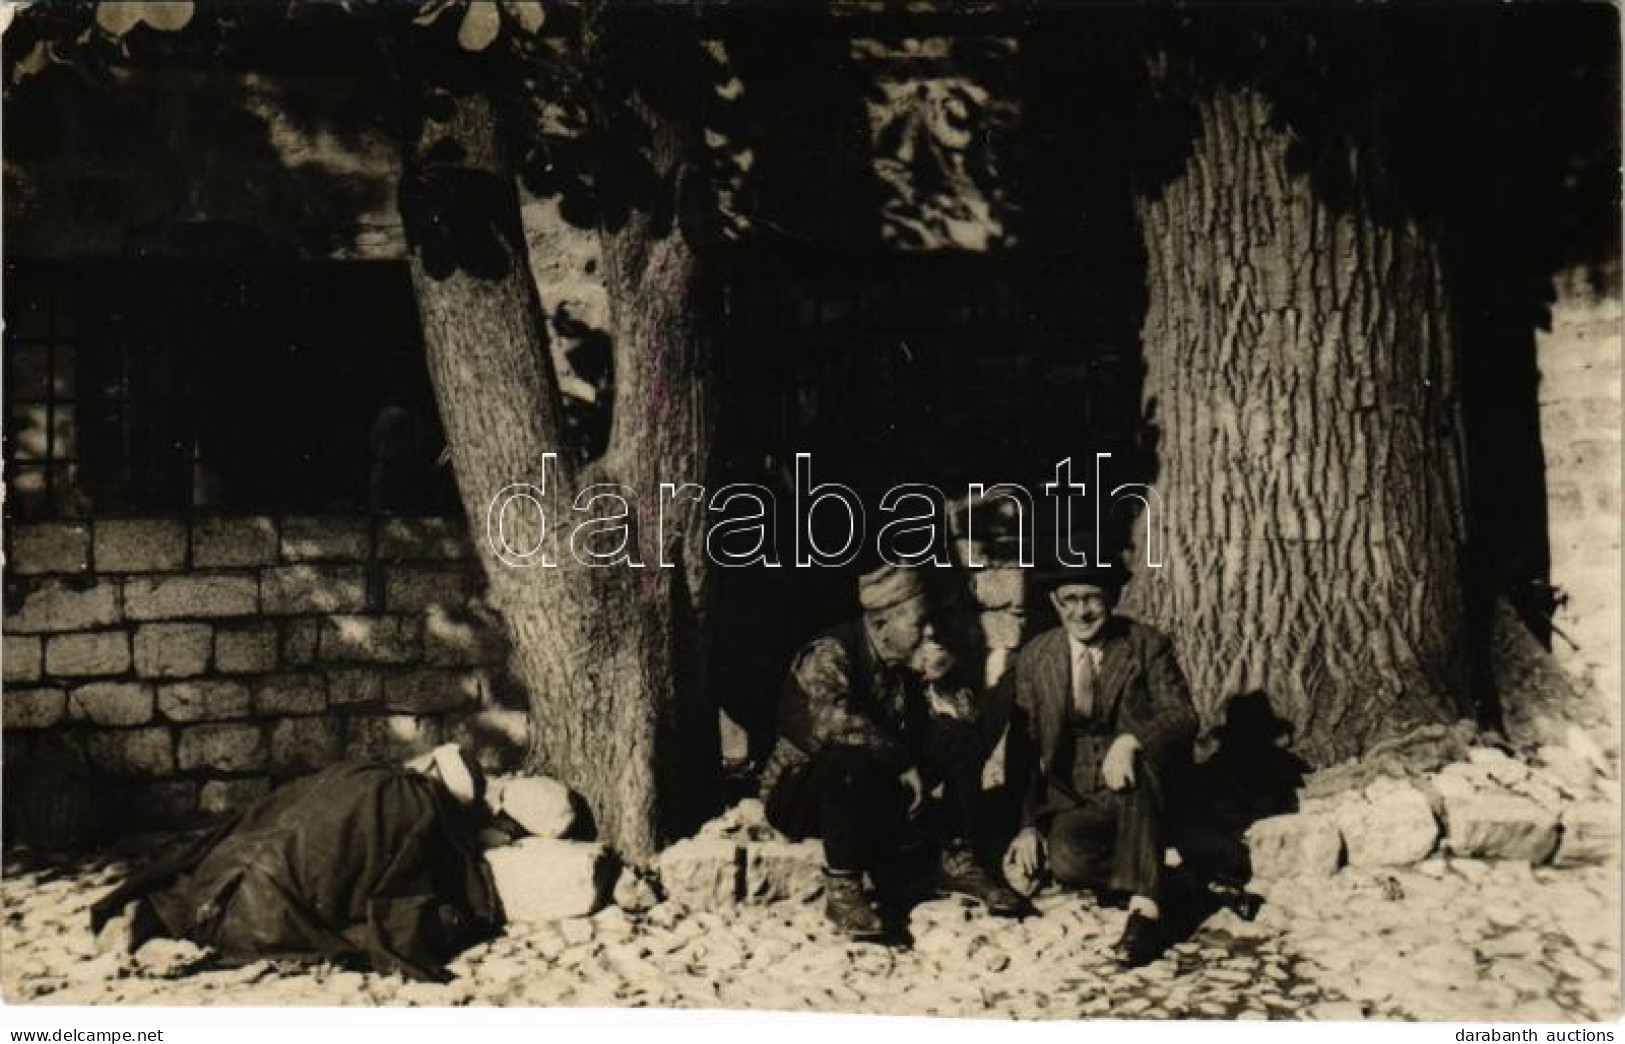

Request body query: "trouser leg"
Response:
[1046, 759, 1166, 901]
[1046, 802, 1117, 889]
[916, 715, 992, 848]
[765, 748, 910, 874]
[1107, 758, 1164, 900]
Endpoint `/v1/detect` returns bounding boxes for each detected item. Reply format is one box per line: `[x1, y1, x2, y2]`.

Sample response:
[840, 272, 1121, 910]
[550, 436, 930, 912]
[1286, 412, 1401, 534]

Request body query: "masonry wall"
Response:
[2, 515, 522, 825]
[1538, 266, 1623, 712]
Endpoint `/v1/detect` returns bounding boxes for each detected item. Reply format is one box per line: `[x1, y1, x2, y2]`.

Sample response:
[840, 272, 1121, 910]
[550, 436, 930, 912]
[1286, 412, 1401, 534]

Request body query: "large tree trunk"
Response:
[400, 67, 717, 860]
[595, 78, 724, 843]
[1125, 84, 1473, 765]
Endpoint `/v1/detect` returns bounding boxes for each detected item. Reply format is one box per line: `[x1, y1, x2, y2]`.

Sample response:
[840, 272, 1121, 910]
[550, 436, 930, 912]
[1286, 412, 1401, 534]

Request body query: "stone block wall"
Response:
[1538, 266, 1622, 708]
[2, 515, 519, 824]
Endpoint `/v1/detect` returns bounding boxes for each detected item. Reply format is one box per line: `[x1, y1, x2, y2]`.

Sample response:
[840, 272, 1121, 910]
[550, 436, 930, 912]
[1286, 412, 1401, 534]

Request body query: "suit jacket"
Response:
[1005, 616, 1197, 830]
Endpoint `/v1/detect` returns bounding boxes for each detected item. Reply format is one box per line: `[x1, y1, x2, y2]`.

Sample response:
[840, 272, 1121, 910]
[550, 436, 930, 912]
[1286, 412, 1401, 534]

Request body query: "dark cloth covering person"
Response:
[90, 746, 502, 982]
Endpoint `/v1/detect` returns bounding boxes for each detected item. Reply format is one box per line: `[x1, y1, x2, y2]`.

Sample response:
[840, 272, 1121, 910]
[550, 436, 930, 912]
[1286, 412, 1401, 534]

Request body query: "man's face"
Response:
[1050, 583, 1113, 643]
[870, 596, 934, 667]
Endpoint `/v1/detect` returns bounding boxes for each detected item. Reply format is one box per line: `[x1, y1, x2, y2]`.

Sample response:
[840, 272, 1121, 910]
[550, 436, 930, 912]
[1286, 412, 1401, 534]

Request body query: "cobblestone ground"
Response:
[2, 846, 1616, 1020]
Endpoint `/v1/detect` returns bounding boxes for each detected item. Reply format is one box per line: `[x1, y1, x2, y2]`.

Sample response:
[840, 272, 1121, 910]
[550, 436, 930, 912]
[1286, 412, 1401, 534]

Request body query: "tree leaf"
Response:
[139, 1, 193, 31]
[501, 0, 545, 34]
[96, 0, 193, 36]
[412, 0, 457, 26]
[458, 1, 500, 51]
[95, 1, 143, 36]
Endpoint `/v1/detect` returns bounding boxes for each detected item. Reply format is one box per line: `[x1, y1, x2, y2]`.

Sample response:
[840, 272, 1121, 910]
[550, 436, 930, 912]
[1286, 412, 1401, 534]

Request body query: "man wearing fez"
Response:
[1003, 555, 1199, 966]
[761, 563, 1028, 937]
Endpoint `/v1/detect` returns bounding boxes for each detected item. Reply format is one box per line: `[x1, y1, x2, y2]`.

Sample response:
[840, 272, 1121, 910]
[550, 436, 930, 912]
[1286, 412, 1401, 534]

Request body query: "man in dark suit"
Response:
[1003, 559, 1198, 966]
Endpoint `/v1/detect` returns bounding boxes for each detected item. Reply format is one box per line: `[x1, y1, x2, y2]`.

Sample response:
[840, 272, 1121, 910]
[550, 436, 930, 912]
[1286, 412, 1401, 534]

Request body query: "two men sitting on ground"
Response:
[761, 554, 1202, 965]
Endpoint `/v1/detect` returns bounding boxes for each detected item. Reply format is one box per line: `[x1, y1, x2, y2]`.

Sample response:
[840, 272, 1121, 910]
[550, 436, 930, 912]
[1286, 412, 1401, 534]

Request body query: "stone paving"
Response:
[2, 843, 1617, 1020]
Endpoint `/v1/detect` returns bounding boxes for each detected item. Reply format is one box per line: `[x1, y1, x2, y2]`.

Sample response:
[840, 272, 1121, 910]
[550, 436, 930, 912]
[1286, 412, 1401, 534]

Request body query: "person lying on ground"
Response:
[91, 744, 508, 982]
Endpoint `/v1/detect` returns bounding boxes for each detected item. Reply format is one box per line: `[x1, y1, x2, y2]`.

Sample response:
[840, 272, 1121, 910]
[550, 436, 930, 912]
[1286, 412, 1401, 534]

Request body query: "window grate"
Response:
[3, 261, 459, 521]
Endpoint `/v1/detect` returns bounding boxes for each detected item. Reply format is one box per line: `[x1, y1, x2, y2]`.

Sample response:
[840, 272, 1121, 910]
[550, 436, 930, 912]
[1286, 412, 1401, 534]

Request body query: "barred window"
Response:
[4, 264, 83, 518]
[719, 252, 1141, 492]
[3, 261, 458, 520]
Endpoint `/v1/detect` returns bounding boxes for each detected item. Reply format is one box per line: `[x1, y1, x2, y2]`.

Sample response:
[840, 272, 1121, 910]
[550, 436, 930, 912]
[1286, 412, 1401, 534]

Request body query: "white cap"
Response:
[429, 743, 480, 806]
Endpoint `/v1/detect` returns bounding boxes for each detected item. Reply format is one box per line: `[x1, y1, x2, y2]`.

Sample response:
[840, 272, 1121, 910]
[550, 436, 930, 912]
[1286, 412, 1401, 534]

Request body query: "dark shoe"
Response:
[936, 846, 1032, 917]
[823, 872, 885, 938]
[1114, 911, 1168, 967]
[870, 845, 938, 909]
[1209, 880, 1264, 921]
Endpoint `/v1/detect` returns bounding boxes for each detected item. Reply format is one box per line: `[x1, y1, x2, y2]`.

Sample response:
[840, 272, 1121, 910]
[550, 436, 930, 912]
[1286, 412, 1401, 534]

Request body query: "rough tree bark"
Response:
[400, 65, 717, 860]
[1124, 85, 1473, 765]
[595, 82, 724, 838]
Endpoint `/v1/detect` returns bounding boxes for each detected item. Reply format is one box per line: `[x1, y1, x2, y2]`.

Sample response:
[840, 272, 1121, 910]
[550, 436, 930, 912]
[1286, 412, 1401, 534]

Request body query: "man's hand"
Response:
[926, 681, 976, 722]
[1102, 734, 1142, 791]
[1006, 826, 1046, 881]
[899, 767, 925, 815]
[913, 638, 955, 682]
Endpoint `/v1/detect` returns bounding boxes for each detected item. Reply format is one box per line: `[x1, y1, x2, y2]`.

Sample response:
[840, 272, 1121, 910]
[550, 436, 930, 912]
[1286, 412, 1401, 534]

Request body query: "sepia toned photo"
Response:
[0, 0, 1619, 1025]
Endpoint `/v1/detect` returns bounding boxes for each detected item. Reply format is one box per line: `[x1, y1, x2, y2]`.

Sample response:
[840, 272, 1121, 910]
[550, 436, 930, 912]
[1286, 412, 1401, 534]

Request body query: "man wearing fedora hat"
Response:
[1002, 554, 1198, 966]
[761, 563, 1029, 937]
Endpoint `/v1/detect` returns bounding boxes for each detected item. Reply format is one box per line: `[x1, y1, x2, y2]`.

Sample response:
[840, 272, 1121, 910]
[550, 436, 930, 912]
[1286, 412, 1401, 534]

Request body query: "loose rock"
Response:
[486, 838, 615, 922]
[1443, 791, 1560, 863]
[613, 866, 663, 912]
[743, 840, 826, 903]
[489, 776, 576, 839]
[1555, 801, 1619, 867]
[1338, 782, 1439, 867]
[656, 836, 743, 910]
[1246, 813, 1344, 878]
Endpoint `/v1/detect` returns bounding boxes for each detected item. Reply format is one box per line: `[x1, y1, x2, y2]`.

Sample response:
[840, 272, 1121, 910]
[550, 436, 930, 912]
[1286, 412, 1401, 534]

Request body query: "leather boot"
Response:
[936, 844, 1032, 917]
[1114, 911, 1169, 967]
[823, 871, 885, 938]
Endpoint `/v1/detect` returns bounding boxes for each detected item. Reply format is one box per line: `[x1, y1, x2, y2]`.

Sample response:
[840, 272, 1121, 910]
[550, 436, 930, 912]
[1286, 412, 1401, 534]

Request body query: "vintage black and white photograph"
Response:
[0, 0, 1619, 1025]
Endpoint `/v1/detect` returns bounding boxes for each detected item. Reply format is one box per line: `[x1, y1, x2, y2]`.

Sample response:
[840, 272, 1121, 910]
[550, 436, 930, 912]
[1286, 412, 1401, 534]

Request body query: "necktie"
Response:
[1071, 643, 1096, 719]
